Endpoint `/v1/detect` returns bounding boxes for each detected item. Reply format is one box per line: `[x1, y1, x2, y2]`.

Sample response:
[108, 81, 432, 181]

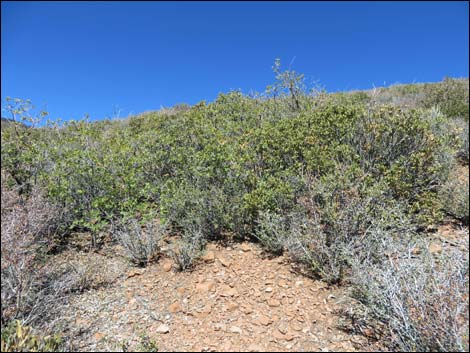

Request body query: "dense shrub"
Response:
[278, 173, 414, 284]
[350, 105, 456, 225]
[452, 117, 469, 163]
[0, 72, 464, 247]
[365, 78, 469, 120]
[439, 166, 469, 224]
[421, 77, 469, 120]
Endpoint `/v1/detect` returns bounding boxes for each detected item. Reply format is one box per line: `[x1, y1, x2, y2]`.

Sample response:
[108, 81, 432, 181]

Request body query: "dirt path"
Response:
[60, 242, 367, 352]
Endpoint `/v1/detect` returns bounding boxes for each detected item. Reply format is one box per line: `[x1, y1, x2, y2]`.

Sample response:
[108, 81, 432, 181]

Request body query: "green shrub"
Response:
[348, 105, 454, 225]
[453, 118, 469, 163]
[1, 320, 63, 352]
[1, 98, 47, 195]
[1, 73, 464, 250]
[365, 78, 469, 119]
[422, 77, 469, 120]
[439, 167, 469, 224]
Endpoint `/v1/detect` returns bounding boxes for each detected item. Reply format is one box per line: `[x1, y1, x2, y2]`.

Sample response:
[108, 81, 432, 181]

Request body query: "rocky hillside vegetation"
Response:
[1, 62, 468, 351]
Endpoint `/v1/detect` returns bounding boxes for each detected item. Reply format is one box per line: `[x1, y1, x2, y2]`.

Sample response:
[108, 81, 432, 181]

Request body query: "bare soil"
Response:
[58, 242, 370, 352]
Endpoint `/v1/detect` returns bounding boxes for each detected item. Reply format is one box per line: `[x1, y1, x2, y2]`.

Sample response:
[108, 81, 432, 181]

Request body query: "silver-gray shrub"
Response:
[348, 236, 469, 352]
[283, 199, 413, 284]
[112, 218, 166, 266]
[1, 182, 75, 328]
[170, 224, 206, 271]
[281, 174, 413, 284]
[253, 169, 413, 284]
[254, 211, 293, 256]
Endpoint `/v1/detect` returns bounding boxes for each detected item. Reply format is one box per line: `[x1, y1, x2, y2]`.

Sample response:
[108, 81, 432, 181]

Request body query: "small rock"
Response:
[163, 262, 172, 272]
[429, 242, 443, 254]
[221, 342, 232, 350]
[241, 304, 253, 314]
[258, 315, 271, 326]
[240, 243, 251, 252]
[196, 280, 216, 293]
[126, 268, 145, 278]
[218, 255, 232, 267]
[94, 332, 105, 341]
[227, 302, 239, 312]
[284, 334, 294, 341]
[201, 304, 212, 314]
[168, 301, 182, 313]
[220, 285, 238, 297]
[230, 326, 242, 334]
[155, 324, 170, 334]
[265, 287, 273, 293]
[177, 287, 185, 295]
[202, 251, 215, 263]
[278, 323, 288, 334]
[267, 299, 281, 307]
[272, 330, 285, 340]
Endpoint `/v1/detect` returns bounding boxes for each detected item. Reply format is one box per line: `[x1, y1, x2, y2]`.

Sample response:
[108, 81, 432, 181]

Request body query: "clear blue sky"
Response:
[1, 1, 469, 121]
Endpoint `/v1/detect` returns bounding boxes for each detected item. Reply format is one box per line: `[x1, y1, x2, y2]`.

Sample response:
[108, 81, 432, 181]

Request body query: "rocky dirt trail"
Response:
[60, 241, 369, 352]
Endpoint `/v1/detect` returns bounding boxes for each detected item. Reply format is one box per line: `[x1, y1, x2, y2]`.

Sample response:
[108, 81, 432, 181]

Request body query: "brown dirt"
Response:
[427, 221, 469, 255]
[59, 242, 370, 352]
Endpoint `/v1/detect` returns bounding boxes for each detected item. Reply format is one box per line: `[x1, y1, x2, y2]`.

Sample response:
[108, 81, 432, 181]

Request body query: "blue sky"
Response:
[1, 1, 469, 121]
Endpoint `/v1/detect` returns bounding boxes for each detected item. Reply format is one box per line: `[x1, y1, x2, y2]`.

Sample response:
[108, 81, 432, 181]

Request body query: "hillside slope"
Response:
[1, 76, 468, 352]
